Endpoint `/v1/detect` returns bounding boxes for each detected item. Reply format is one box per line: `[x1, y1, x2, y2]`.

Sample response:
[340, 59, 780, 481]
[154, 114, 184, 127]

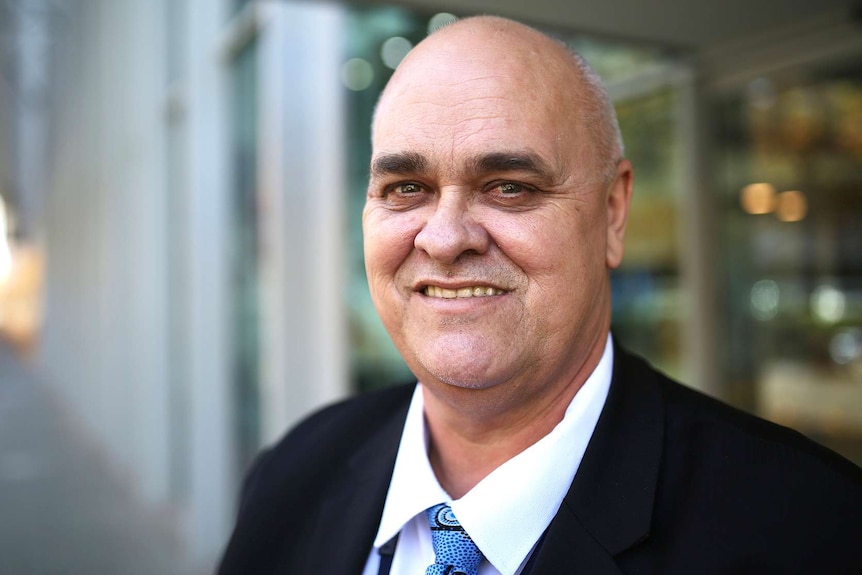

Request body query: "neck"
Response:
[423, 332, 608, 499]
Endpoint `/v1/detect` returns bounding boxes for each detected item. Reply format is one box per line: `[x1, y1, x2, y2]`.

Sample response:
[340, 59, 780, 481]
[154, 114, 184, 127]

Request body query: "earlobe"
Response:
[606, 159, 634, 269]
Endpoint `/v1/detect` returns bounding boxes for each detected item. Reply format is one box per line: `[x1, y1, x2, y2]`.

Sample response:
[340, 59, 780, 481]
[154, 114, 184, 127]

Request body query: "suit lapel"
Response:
[526, 504, 624, 575]
[532, 345, 665, 573]
[300, 396, 409, 575]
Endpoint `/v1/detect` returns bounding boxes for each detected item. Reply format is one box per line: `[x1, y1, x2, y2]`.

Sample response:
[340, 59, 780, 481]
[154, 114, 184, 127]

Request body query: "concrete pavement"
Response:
[0, 340, 195, 575]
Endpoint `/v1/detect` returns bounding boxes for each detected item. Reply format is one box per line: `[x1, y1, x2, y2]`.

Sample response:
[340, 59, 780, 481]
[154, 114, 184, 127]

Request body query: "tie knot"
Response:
[425, 504, 483, 575]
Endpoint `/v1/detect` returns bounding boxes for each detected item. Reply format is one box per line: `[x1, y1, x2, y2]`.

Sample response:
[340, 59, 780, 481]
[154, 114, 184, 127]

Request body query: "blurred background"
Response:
[0, 0, 860, 572]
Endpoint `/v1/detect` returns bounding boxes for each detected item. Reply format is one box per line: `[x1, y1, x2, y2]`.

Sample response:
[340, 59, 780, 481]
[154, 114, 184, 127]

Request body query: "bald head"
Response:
[373, 16, 624, 183]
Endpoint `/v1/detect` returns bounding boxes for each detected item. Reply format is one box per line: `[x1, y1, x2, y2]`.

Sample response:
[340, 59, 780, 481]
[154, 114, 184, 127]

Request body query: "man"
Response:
[218, 16, 862, 575]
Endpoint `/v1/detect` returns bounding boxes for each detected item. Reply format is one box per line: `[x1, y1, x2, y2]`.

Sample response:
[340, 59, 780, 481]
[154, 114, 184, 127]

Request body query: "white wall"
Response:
[253, 1, 349, 447]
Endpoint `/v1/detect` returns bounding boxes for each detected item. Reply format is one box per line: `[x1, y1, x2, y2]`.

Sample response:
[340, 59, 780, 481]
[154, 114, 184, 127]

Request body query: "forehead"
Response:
[373, 66, 577, 177]
[372, 36, 583, 174]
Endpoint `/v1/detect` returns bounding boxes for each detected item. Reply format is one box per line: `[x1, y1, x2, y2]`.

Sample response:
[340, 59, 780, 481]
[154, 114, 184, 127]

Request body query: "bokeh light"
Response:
[428, 12, 458, 34]
[740, 182, 777, 215]
[341, 58, 374, 91]
[811, 284, 846, 324]
[829, 329, 862, 365]
[750, 279, 780, 321]
[775, 190, 808, 222]
[380, 36, 413, 70]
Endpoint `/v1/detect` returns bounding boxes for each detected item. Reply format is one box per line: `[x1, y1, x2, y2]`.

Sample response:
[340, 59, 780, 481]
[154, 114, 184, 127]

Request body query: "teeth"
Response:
[423, 286, 504, 298]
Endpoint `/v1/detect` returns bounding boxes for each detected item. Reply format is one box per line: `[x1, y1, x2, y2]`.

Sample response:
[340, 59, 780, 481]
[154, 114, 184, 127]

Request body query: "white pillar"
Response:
[254, 1, 350, 447]
[186, 0, 235, 565]
[121, 0, 172, 505]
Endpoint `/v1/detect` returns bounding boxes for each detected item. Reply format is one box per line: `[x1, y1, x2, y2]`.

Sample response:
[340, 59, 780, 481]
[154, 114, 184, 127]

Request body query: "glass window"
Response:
[716, 64, 862, 465]
[230, 40, 261, 471]
[611, 87, 684, 379]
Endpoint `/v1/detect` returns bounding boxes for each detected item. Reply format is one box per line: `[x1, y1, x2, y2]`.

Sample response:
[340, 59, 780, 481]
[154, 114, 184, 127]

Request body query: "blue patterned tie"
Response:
[425, 503, 484, 575]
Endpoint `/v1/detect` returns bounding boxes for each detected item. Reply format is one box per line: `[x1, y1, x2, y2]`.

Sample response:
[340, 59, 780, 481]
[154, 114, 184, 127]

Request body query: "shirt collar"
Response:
[373, 335, 614, 575]
[373, 384, 449, 549]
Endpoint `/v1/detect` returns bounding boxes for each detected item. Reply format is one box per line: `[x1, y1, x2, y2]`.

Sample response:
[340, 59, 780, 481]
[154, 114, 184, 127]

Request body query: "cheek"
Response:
[489, 214, 579, 275]
[363, 210, 424, 284]
[490, 211, 606, 303]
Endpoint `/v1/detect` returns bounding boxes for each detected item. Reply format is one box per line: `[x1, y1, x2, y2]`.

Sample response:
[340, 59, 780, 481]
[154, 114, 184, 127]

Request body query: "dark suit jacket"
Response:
[218, 346, 862, 574]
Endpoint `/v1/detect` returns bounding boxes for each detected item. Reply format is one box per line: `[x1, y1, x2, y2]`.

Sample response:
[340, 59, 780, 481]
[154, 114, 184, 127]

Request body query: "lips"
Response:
[422, 285, 506, 299]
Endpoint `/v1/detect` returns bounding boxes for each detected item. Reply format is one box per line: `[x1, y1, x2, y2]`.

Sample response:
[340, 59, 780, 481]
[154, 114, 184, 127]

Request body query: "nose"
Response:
[414, 193, 490, 264]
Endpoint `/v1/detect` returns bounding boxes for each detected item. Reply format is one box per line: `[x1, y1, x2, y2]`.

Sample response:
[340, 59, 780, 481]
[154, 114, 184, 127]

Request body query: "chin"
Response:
[402, 333, 517, 389]
[430, 372, 495, 390]
[414, 356, 509, 391]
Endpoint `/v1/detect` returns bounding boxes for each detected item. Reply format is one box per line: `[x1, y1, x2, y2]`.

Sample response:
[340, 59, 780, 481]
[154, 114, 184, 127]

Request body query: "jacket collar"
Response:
[530, 344, 664, 574]
[300, 391, 409, 574]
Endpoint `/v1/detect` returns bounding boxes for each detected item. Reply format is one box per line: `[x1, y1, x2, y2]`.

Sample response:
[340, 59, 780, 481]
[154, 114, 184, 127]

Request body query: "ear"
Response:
[606, 159, 633, 269]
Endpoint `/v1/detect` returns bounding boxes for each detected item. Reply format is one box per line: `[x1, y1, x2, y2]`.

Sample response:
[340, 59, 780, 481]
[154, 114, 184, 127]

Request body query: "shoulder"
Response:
[218, 384, 415, 574]
[270, 382, 415, 456]
[615, 348, 862, 567]
[616, 345, 861, 483]
[653, 359, 861, 485]
[238, 383, 415, 510]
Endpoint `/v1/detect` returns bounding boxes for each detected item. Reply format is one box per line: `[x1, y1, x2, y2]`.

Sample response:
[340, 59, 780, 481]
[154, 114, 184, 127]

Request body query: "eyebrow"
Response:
[370, 152, 427, 177]
[468, 151, 553, 178]
[369, 149, 556, 182]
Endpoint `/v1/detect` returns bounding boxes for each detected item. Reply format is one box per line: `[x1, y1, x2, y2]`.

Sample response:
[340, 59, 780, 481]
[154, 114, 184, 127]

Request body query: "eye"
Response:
[484, 180, 541, 209]
[488, 181, 531, 198]
[374, 180, 431, 211]
[497, 182, 523, 195]
[394, 182, 423, 195]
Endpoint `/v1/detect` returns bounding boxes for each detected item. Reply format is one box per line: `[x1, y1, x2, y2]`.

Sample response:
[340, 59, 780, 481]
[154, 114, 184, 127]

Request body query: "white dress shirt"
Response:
[362, 335, 614, 575]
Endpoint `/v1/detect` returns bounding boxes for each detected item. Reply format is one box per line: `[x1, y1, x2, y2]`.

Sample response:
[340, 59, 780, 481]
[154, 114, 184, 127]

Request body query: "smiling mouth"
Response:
[422, 285, 506, 299]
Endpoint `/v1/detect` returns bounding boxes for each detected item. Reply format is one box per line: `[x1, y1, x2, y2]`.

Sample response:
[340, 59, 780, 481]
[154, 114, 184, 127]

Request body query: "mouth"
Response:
[422, 285, 507, 299]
